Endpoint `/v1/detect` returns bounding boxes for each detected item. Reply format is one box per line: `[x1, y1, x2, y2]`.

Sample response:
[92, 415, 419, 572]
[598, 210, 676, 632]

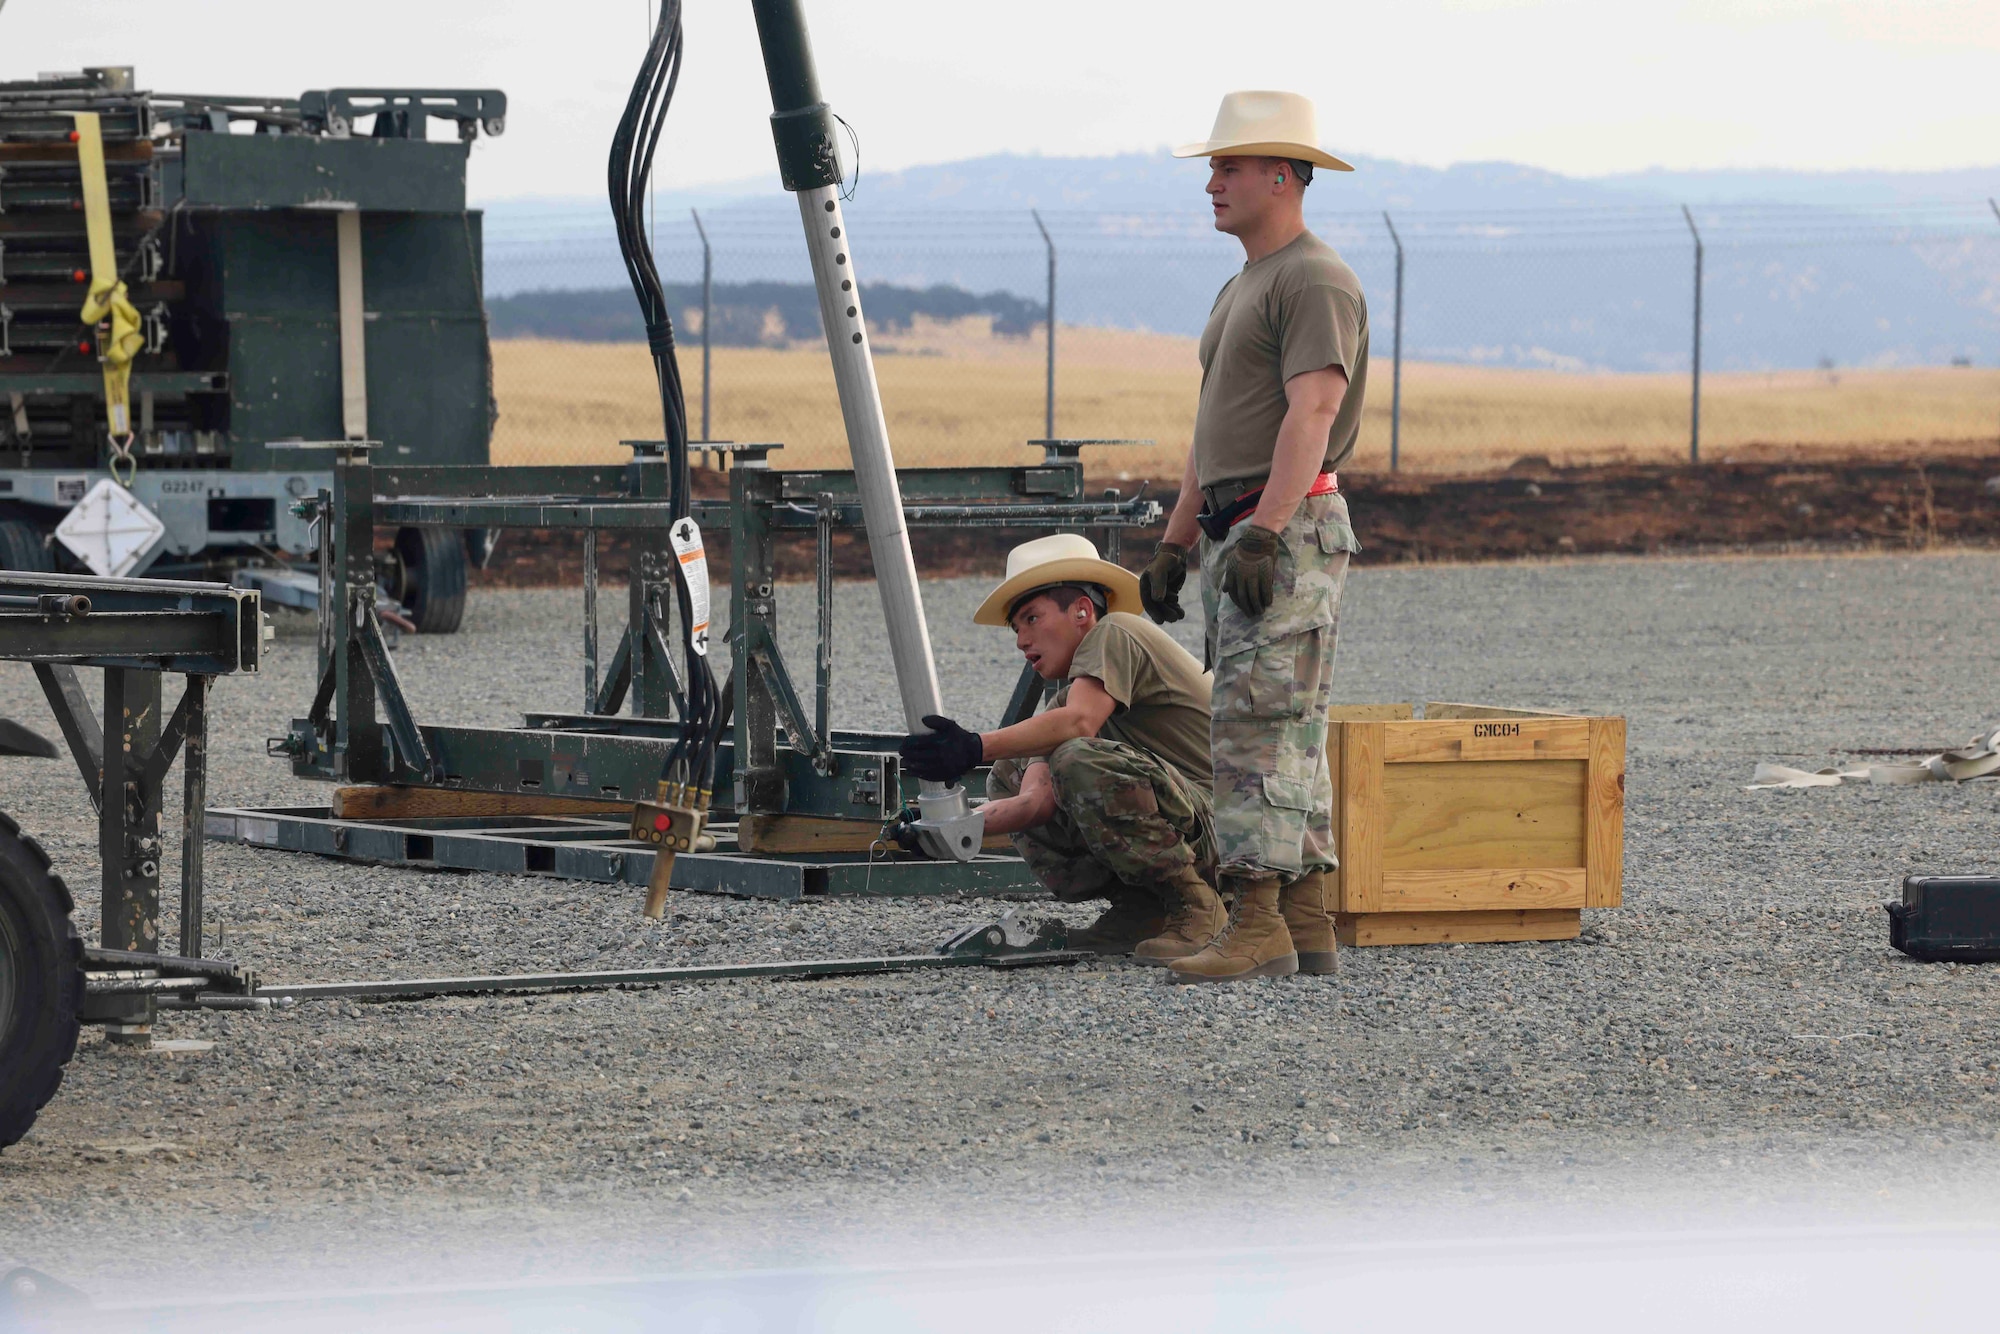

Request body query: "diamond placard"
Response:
[54, 478, 167, 577]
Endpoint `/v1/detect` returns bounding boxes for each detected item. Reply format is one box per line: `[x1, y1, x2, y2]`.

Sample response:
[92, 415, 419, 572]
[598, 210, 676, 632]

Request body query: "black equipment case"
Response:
[1886, 876, 2000, 962]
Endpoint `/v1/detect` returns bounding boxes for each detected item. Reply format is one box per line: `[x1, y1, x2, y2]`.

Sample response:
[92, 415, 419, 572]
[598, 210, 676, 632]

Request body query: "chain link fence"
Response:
[482, 201, 2000, 477]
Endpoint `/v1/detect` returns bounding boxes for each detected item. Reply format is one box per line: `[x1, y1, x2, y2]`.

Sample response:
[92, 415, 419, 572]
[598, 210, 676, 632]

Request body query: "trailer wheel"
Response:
[0, 519, 53, 573]
[0, 811, 83, 1151]
[393, 526, 467, 635]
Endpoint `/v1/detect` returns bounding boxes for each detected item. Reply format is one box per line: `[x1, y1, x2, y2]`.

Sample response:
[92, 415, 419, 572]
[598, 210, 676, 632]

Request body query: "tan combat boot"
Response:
[1167, 874, 1299, 983]
[1280, 868, 1339, 975]
[1131, 866, 1228, 966]
[1067, 890, 1166, 957]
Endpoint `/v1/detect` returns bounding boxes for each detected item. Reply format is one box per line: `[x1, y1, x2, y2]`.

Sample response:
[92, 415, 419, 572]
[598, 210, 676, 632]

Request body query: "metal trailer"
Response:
[0, 569, 262, 1148]
[0, 569, 1086, 1152]
[207, 436, 1159, 900]
[0, 69, 502, 632]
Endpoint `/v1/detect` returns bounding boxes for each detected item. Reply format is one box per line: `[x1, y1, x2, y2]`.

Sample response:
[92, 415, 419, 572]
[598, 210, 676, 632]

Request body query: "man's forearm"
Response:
[979, 792, 1041, 836]
[1162, 446, 1204, 548]
[979, 705, 1099, 764]
[981, 764, 1056, 835]
[1251, 403, 1339, 532]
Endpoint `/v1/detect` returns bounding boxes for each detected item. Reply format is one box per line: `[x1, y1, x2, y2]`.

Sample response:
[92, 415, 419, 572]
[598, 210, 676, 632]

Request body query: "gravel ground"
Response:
[4, 550, 2000, 1298]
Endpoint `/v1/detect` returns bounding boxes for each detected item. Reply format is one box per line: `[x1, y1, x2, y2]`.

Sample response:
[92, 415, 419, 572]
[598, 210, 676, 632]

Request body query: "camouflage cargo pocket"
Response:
[1214, 629, 1330, 722]
[1205, 492, 1355, 657]
[1315, 509, 1361, 557]
[1260, 774, 1314, 816]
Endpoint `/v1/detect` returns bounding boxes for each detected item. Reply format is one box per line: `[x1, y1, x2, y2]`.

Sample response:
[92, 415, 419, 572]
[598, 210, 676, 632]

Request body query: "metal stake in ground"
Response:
[750, 0, 982, 862]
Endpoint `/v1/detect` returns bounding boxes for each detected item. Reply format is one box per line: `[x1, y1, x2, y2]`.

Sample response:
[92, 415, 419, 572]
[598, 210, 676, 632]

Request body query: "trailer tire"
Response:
[394, 526, 467, 635]
[0, 519, 53, 573]
[0, 811, 83, 1152]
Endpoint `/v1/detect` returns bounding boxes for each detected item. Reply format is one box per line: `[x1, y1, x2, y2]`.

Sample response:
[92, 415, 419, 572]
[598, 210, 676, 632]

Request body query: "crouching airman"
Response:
[899, 534, 1229, 962]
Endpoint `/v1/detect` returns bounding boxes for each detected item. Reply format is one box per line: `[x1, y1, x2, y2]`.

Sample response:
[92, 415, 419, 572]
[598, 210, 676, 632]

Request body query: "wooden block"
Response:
[1378, 759, 1586, 872]
[330, 786, 632, 820]
[737, 813, 1013, 855]
[1328, 703, 1416, 721]
[1584, 716, 1627, 908]
[1338, 721, 1384, 913]
[738, 814, 878, 854]
[1335, 908, 1582, 947]
[1378, 867, 1587, 912]
[1382, 718, 1592, 764]
[1422, 702, 1584, 721]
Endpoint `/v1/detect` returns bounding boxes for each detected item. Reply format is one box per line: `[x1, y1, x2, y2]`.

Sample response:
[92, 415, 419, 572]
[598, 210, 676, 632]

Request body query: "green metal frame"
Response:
[0, 570, 261, 1034]
[244, 439, 1156, 899]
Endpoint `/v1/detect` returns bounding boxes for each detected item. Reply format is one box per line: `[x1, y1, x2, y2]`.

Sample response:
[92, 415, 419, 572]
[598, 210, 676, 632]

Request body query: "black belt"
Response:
[1196, 488, 1263, 542]
[1197, 472, 1339, 542]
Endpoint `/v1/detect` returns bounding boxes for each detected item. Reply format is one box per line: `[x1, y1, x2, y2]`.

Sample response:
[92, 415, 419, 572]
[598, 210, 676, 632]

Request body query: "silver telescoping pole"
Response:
[750, 0, 980, 860]
[792, 187, 982, 861]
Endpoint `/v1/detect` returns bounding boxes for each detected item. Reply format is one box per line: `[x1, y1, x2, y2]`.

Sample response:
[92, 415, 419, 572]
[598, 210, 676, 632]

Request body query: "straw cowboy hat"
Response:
[1173, 90, 1354, 172]
[974, 533, 1144, 628]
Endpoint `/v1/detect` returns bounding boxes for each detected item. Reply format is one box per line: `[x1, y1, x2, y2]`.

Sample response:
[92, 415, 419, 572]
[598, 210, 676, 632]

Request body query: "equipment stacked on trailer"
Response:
[0, 67, 502, 631]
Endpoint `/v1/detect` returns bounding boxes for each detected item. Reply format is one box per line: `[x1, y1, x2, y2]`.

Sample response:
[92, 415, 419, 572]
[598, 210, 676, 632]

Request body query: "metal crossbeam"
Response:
[204, 805, 1041, 901]
[0, 572, 258, 674]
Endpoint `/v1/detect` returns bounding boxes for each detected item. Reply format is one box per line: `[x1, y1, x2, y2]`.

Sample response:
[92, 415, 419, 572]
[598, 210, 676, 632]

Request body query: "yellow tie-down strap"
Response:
[71, 111, 147, 484]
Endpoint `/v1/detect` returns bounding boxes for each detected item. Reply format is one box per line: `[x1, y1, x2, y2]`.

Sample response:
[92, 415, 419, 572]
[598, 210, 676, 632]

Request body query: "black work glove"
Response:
[1222, 524, 1281, 617]
[1138, 540, 1190, 623]
[899, 714, 984, 784]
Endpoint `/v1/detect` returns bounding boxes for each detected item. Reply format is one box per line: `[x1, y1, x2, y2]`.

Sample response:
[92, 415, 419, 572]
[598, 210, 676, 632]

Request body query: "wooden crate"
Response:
[1329, 703, 1624, 946]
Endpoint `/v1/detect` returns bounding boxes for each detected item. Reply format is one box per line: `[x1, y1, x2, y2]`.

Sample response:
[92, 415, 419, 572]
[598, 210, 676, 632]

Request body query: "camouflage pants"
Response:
[988, 737, 1215, 904]
[1201, 490, 1356, 880]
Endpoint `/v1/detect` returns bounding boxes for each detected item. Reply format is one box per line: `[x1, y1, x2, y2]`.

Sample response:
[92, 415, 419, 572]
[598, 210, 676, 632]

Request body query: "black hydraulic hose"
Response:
[608, 0, 720, 792]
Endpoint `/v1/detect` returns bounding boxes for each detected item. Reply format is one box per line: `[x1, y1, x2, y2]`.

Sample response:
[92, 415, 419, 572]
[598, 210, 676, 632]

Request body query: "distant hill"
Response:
[479, 152, 2000, 221]
[478, 152, 2000, 372]
[488, 281, 1044, 345]
[1601, 166, 2000, 210]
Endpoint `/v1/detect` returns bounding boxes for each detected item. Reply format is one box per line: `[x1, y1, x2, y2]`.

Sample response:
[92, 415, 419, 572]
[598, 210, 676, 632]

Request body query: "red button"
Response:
[653, 814, 670, 831]
[78, 341, 92, 354]
[73, 270, 87, 283]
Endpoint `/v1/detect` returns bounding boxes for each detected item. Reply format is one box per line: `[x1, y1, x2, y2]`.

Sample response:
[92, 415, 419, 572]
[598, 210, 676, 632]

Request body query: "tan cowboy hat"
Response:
[1173, 90, 1354, 172]
[974, 533, 1144, 628]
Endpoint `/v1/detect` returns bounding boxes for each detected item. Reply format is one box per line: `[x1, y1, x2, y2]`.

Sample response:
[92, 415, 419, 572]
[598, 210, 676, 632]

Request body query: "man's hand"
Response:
[1139, 541, 1190, 623]
[899, 714, 985, 784]
[884, 805, 928, 856]
[1222, 524, 1280, 617]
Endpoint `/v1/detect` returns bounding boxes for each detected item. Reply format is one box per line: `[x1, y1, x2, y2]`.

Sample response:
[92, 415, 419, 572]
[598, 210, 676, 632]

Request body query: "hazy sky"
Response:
[5, 0, 1996, 200]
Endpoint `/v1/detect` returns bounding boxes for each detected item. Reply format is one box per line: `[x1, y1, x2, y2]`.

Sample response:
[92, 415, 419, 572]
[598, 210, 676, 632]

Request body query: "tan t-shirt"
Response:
[1051, 612, 1213, 791]
[1192, 229, 1369, 490]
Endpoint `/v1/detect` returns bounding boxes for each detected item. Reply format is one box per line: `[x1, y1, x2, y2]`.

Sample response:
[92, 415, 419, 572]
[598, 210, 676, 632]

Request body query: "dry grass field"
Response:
[492, 320, 2000, 477]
